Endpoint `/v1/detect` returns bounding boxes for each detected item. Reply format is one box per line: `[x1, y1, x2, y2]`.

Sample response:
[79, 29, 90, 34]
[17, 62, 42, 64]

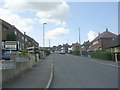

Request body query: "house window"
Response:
[22, 43, 24, 49]
[89, 46, 91, 48]
[25, 38, 27, 42]
[112, 38, 115, 41]
[22, 36, 24, 40]
[4, 28, 7, 31]
[19, 33, 21, 37]
[81, 46, 84, 48]
[14, 30, 17, 35]
[93, 40, 98, 45]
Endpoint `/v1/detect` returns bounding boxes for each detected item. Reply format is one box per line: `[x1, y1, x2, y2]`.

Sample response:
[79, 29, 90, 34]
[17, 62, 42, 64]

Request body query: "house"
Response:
[80, 40, 90, 56]
[106, 35, 120, 52]
[89, 28, 117, 51]
[80, 40, 90, 51]
[71, 42, 80, 51]
[63, 43, 70, 53]
[51, 45, 62, 53]
[1, 19, 39, 51]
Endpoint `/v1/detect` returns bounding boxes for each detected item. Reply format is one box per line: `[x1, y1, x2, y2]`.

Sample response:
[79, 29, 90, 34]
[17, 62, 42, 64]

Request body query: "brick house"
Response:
[89, 28, 117, 51]
[106, 34, 120, 52]
[80, 40, 90, 56]
[71, 42, 80, 51]
[1, 19, 39, 51]
[63, 43, 70, 53]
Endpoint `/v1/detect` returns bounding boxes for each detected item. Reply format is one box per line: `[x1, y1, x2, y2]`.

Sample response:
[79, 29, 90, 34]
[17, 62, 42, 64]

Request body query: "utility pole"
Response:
[49, 39, 50, 48]
[43, 23, 47, 47]
[79, 28, 80, 45]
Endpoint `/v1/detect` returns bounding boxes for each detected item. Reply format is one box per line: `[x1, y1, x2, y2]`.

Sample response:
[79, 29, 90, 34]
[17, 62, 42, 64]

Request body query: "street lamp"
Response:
[79, 28, 82, 56]
[43, 23, 47, 47]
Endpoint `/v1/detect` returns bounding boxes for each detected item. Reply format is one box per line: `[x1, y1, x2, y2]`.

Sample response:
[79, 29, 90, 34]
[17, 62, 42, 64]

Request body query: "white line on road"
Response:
[45, 58, 54, 89]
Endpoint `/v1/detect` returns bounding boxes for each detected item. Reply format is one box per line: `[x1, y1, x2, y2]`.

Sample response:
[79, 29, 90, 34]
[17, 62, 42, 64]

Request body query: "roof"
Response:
[71, 42, 80, 47]
[93, 28, 117, 42]
[81, 40, 90, 46]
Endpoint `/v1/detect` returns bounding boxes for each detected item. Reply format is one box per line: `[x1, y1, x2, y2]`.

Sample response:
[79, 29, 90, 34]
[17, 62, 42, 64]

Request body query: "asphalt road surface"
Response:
[50, 54, 118, 88]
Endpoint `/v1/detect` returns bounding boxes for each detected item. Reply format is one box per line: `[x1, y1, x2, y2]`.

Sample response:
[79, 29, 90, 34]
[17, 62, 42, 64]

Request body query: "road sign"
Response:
[5, 41, 17, 50]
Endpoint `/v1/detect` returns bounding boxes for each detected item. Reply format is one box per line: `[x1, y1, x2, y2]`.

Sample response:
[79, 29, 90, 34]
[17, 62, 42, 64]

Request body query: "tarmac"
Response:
[2, 54, 54, 89]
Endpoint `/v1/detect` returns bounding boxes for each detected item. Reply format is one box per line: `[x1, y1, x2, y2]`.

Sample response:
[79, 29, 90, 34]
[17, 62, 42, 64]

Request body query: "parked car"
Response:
[2, 53, 10, 60]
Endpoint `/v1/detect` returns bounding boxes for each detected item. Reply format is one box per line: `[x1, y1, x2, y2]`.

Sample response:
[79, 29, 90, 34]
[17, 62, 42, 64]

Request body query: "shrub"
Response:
[90, 51, 115, 61]
[21, 51, 28, 56]
[69, 51, 80, 56]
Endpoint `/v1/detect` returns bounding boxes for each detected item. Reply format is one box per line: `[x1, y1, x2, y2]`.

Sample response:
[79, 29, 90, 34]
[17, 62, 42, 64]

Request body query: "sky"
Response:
[0, 0, 119, 47]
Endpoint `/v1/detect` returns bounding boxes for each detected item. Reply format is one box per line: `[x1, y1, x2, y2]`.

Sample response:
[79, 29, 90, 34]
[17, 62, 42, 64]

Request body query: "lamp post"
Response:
[43, 23, 47, 47]
[79, 28, 81, 56]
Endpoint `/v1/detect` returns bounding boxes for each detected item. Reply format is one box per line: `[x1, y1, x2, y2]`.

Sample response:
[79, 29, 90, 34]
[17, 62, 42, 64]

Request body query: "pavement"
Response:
[50, 54, 118, 88]
[2, 54, 54, 89]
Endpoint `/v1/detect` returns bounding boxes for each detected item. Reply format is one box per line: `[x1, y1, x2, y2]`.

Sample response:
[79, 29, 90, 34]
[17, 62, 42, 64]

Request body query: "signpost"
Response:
[5, 41, 17, 51]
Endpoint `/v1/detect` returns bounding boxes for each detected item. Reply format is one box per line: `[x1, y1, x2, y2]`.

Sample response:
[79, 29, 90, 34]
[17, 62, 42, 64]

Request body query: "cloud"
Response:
[36, 1, 69, 26]
[45, 27, 69, 39]
[0, 8, 35, 33]
[3, 0, 70, 26]
[87, 31, 98, 42]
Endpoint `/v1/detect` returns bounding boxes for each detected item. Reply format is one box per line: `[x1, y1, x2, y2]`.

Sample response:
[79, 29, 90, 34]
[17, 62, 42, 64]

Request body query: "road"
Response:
[50, 54, 118, 88]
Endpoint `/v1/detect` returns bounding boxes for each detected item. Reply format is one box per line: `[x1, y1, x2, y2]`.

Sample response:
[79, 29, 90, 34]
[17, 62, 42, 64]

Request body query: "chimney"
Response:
[106, 27, 108, 32]
[98, 32, 100, 35]
[24, 32, 26, 35]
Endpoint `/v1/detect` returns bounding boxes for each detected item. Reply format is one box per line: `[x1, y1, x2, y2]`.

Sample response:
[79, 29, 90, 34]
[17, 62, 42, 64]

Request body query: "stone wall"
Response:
[1, 53, 40, 85]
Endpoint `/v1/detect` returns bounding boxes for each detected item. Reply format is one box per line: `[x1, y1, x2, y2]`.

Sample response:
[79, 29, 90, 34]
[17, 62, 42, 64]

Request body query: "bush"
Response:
[21, 51, 28, 56]
[90, 51, 115, 61]
[69, 51, 80, 56]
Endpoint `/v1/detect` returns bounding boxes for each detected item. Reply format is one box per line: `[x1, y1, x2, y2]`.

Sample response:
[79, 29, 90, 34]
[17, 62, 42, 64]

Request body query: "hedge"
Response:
[90, 51, 115, 61]
[69, 51, 80, 56]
